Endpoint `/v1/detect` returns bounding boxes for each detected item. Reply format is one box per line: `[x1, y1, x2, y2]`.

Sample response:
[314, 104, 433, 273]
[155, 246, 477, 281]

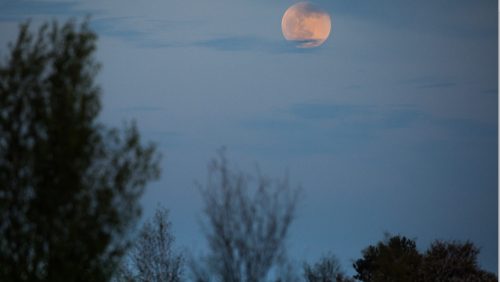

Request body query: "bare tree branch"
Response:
[193, 151, 299, 282]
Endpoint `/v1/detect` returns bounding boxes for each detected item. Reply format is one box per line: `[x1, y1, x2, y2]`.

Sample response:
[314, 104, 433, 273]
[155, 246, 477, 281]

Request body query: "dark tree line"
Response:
[353, 235, 497, 282]
[120, 194, 497, 282]
[120, 156, 496, 282]
[0, 19, 497, 282]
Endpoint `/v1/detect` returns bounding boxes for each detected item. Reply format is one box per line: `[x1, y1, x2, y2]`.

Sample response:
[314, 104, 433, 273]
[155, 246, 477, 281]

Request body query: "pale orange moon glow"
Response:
[281, 2, 331, 48]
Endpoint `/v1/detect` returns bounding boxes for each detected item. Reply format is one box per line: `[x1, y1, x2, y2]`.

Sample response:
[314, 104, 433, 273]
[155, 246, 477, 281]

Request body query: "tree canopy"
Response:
[419, 240, 497, 282]
[353, 235, 421, 282]
[116, 206, 183, 282]
[0, 20, 160, 281]
[352, 235, 497, 282]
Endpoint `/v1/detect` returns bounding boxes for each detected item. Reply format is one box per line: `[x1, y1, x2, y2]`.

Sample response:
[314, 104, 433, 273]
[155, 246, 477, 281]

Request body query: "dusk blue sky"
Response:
[0, 0, 497, 275]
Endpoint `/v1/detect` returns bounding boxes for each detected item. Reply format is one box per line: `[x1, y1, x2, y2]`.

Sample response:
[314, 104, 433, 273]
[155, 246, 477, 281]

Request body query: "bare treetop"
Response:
[193, 151, 299, 282]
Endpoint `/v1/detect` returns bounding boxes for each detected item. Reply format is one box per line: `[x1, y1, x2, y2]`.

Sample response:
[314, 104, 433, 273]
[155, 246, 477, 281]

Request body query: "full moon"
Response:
[281, 2, 331, 48]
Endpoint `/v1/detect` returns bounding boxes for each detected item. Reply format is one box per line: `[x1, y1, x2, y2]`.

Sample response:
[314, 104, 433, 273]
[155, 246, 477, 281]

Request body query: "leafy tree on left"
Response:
[0, 20, 160, 282]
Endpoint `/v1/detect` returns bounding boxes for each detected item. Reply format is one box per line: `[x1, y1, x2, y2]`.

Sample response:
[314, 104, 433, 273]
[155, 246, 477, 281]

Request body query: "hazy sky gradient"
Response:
[0, 0, 497, 274]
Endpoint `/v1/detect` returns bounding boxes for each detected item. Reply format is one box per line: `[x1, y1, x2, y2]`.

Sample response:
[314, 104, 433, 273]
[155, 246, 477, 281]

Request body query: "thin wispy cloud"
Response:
[433, 117, 497, 139]
[90, 17, 191, 48]
[417, 82, 456, 89]
[480, 89, 497, 95]
[289, 102, 496, 141]
[193, 35, 325, 54]
[118, 106, 165, 112]
[289, 103, 423, 129]
[398, 76, 457, 90]
[0, 0, 97, 22]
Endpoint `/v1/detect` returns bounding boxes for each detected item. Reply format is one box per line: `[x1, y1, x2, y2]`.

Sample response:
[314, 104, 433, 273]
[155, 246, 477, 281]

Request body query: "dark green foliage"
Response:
[0, 20, 160, 281]
[116, 206, 183, 282]
[419, 240, 497, 282]
[352, 235, 497, 282]
[353, 235, 421, 282]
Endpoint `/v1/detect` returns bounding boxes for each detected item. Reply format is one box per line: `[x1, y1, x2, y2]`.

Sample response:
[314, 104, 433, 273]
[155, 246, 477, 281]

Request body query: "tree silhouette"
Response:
[353, 235, 497, 282]
[352, 235, 422, 282]
[192, 151, 299, 282]
[116, 206, 183, 282]
[418, 240, 497, 282]
[0, 20, 160, 281]
[303, 254, 354, 282]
